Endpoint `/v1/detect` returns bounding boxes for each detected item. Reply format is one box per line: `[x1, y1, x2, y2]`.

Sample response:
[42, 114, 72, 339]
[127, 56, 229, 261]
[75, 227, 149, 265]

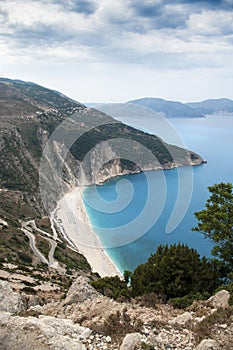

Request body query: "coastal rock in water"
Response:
[63, 276, 100, 305]
[120, 333, 142, 350]
[206, 290, 230, 308]
[0, 312, 88, 350]
[0, 280, 24, 314]
[195, 338, 220, 350]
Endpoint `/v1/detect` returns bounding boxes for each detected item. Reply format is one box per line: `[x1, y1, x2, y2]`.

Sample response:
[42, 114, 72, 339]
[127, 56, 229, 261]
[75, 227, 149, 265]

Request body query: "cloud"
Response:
[52, 0, 98, 15]
[187, 10, 233, 35]
[0, 0, 232, 73]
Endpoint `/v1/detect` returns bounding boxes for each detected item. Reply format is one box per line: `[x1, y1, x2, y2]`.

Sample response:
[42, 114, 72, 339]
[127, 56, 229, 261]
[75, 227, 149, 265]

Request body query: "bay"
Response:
[83, 114, 233, 274]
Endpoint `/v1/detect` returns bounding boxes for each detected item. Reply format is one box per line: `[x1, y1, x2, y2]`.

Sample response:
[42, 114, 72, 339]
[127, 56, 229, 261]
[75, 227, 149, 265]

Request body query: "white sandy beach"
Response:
[56, 187, 122, 278]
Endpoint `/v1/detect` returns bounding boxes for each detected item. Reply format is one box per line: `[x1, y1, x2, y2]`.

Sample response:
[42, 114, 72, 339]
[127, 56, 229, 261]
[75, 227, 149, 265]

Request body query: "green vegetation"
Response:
[131, 243, 219, 299]
[35, 217, 53, 234]
[91, 276, 130, 301]
[0, 225, 35, 266]
[91, 243, 220, 305]
[35, 235, 51, 257]
[54, 242, 91, 272]
[193, 182, 233, 277]
[70, 121, 191, 169]
[169, 292, 210, 309]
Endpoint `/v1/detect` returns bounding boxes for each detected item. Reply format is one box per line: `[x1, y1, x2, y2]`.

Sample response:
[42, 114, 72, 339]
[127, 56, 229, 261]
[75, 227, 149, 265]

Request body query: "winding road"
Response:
[21, 219, 59, 268]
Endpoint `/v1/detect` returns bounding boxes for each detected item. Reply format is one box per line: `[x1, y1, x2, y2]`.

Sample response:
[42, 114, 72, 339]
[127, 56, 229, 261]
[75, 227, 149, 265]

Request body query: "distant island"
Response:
[89, 97, 233, 119]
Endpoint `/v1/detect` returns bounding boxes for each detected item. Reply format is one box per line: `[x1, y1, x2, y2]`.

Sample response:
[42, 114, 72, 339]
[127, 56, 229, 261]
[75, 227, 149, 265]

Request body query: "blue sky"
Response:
[0, 0, 233, 103]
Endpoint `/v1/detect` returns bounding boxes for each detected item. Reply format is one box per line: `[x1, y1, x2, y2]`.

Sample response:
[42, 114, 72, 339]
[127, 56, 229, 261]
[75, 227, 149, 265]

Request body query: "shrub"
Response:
[134, 292, 166, 308]
[22, 286, 36, 294]
[91, 308, 143, 344]
[91, 276, 131, 301]
[169, 292, 210, 309]
[131, 243, 220, 300]
[194, 307, 233, 343]
[18, 252, 32, 264]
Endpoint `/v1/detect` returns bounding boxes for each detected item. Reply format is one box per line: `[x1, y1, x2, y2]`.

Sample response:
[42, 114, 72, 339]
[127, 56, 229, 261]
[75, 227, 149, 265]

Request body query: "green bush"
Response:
[91, 276, 131, 301]
[18, 252, 32, 264]
[131, 243, 220, 300]
[169, 292, 210, 309]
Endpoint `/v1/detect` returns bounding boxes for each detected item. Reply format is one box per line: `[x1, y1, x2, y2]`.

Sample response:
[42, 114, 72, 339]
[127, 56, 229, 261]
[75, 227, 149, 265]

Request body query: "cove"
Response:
[83, 115, 233, 274]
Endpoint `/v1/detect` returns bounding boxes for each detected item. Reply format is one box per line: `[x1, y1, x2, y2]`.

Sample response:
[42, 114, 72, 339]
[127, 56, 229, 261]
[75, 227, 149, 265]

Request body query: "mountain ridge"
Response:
[89, 97, 233, 118]
[186, 98, 233, 115]
[128, 97, 205, 118]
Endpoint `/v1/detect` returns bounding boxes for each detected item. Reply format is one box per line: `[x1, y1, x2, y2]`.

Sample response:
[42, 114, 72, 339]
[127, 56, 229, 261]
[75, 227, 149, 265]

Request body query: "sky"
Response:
[0, 0, 233, 103]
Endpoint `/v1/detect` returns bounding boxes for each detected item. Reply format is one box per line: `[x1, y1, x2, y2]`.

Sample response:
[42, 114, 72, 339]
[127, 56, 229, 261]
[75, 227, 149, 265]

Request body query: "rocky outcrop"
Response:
[0, 312, 87, 350]
[206, 290, 230, 308]
[63, 276, 100, 305]
[0, 280, 24, 314]
[170, 311, 193, 328]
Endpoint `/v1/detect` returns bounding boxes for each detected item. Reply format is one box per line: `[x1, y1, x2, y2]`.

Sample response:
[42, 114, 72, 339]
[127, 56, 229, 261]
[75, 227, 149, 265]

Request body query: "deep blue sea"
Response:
[83, 115, 233, 274]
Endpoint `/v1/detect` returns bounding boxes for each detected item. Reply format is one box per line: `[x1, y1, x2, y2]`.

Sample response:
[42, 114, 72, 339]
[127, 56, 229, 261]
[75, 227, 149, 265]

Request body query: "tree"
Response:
[123, 270, 132, 284]
[90, 276, 131, 300]
[192, 182, 233, 275]
[130, 243, 218, 299]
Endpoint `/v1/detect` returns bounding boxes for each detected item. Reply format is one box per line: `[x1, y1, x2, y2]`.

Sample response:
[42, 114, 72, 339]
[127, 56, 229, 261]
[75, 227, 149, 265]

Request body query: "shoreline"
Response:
[55, 187, 122, 278]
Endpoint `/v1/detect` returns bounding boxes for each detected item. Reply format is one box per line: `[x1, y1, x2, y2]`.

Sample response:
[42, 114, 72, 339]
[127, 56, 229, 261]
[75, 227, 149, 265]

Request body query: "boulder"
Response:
[207, 290, 230, 308]
[170, 312, 193, 327]
[120, 333, 142, 350]
[63, 276, 100, 305]
[0, 280, 24, 313]
[0, 312, 88, 350]
[195, 338, 220, 350]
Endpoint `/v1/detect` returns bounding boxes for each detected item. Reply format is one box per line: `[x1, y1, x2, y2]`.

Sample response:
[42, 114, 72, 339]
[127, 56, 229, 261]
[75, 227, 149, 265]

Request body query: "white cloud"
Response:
[187, 10, 233, 36]
[0, 0, 233, 101]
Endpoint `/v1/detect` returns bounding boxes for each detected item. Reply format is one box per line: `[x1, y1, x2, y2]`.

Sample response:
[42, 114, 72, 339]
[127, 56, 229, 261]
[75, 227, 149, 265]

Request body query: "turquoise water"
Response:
[83, 115, 233, 274]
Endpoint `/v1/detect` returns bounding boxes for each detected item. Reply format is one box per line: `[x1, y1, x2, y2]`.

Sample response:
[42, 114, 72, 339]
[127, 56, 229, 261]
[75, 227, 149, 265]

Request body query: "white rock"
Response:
[207, 290, 230, 308]
[194, 316, 206, 323]
[0, 218, 8, 227]
[120, 333, 142, 350]
[106, 335, 111, 343]
[80, 329, 92, 340]
[63, 276, 100, 305]
[143, 327, 150, 335]
[0, 280, 24, 313]
[195, 338, 220, 350]
[0, 312, 88, 350]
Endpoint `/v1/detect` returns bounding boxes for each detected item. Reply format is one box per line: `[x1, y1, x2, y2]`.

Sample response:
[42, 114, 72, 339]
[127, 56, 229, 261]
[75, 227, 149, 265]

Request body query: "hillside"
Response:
[0, 79, 232, 350]
[186, 98, 233, 115]
[90, 102, 162, 119]
[0, 78, 84, 117]
[129, 97, 204, 118]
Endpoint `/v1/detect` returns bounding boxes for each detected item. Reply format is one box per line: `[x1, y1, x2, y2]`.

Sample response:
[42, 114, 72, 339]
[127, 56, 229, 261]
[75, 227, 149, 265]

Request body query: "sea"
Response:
[83, 114, 233, 274]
